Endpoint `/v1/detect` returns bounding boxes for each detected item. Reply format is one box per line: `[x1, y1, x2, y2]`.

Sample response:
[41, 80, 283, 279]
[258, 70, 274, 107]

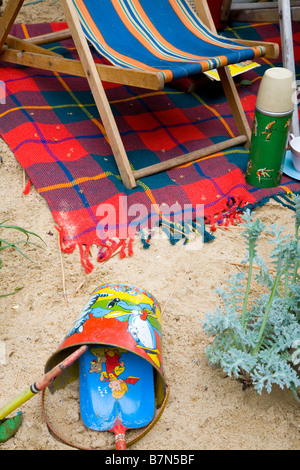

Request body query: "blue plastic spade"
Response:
[79, 346, 155, 449]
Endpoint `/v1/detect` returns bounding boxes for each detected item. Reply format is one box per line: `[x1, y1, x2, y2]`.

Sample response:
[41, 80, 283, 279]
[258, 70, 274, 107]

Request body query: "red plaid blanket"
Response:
[1, 21, 299, 272]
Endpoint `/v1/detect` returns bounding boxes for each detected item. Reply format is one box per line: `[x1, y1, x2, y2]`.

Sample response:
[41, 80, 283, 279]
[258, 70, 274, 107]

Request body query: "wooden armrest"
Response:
[227, 38, 280, 59]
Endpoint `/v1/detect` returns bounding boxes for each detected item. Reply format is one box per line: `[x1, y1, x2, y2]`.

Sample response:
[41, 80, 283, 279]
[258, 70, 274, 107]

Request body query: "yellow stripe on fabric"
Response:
[39, 171, 159, 203]
[53, 71, 109, 143]
[279, 185, 294, 197]
[110, 90, 166, 105]
[229, 22, 274, 32]
[21, 24, 30, 39]
[142, 186, 160, 206]
[170, 147, 249, 171]
[0, 105, 52, 119]
[0, 103, 97, 119]
[38, 171, 109, 193]
[134, 178, 164, 208]
[191, 92, 235, 138]
[138, 184, 175, 227]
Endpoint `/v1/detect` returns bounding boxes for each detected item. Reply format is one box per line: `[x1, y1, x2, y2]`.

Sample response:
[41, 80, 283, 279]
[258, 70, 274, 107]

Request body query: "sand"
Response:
[0, 0, 300, 451]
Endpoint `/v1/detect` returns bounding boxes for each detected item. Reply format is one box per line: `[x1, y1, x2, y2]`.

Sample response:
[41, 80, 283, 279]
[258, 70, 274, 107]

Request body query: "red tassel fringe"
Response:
[23, 179, 32, 195]
[53, 196, 247, 274]
[55, 225, 134, 274]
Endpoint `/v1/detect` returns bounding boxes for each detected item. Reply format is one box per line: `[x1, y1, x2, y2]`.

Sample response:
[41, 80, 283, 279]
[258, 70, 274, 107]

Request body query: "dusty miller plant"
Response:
[202, 194, 300, 400]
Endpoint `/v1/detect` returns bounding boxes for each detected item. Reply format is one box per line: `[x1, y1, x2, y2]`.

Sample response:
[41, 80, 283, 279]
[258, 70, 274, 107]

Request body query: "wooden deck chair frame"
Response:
[0, 0, 279, 189]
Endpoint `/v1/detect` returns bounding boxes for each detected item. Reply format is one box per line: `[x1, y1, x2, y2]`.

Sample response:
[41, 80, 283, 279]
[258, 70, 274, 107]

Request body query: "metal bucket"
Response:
[44, 282, 166, 407]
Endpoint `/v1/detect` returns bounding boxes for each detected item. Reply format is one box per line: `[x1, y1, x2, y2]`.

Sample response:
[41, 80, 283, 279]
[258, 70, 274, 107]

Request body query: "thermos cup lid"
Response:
[256, 67, 294, 113]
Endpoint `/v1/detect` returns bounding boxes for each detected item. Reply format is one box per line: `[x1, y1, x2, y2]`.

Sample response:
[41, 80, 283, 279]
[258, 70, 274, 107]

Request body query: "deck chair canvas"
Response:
[0, 0, 279, 189]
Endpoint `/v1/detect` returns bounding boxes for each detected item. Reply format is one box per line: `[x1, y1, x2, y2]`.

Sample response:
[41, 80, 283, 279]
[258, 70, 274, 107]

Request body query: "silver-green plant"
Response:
[0, 220, 45, 297]
[202, 194, 300, 399]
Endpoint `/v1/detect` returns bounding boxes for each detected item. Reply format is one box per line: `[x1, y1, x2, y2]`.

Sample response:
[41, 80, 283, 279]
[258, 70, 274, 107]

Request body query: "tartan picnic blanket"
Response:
[1, 20, 300, 273]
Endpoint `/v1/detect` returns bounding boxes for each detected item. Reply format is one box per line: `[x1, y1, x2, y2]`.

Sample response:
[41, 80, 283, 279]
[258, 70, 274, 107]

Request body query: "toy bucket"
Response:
[43, 283, 167, 448]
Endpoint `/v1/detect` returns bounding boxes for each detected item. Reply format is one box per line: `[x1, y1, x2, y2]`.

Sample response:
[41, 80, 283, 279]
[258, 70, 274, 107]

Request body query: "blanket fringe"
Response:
[55, 218, 213, 274]
[238, 189, 300, 217]
[54, 189, 299, 274]
[23, 179, 32, 195]
[55, 225, 135, 274]
[97, 237, 134, 263]
[204, 189, 300, 231]
[205, 196, 245, 232]
[79, 244, 94, 274]
[140, 217, 215, 248]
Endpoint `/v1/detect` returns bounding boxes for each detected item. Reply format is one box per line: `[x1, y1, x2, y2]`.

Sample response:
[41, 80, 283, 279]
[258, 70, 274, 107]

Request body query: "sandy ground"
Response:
[0, 0, 300, 451]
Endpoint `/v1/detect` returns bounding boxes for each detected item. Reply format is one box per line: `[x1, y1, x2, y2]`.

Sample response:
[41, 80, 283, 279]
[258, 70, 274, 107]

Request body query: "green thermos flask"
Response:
[246, 67, 294, 188]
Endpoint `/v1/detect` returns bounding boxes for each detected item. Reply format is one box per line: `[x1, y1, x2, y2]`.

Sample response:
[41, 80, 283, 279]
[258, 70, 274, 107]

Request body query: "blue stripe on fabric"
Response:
[75, 0, 260, 80]
[141, 0, 257, 62]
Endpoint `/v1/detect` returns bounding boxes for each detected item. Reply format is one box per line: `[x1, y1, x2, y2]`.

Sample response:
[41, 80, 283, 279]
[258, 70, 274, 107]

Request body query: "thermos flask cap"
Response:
[256, 67, 294, 114]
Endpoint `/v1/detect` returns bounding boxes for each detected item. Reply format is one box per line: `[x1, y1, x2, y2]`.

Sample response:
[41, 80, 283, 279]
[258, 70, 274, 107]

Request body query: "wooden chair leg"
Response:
[220, 0, 232, 23]
[60, 0, 137, 189]
[194, 0, 251, 145]
[0, 0, 25, 51]
[218, 66, 252, 145]
[25, 29, 72, 46]
[6, 35, 62, 57]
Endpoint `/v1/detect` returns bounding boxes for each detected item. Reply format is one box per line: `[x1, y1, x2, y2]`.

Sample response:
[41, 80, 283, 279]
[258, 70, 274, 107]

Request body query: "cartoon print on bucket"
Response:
[62, 283, 163, 370]
[42, 283, 168, 449]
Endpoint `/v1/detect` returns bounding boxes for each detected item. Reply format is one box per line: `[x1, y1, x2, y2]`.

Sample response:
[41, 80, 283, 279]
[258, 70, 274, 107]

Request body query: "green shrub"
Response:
[202, 195, 300, 399]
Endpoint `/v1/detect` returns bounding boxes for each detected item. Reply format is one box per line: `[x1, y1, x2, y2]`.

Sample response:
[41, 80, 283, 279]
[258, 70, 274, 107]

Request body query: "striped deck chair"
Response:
[0, 0, 279, 189]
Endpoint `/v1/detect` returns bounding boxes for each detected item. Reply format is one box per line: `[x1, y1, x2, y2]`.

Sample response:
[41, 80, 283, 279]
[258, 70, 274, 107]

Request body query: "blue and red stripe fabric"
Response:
[73, 0, 265, 82]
